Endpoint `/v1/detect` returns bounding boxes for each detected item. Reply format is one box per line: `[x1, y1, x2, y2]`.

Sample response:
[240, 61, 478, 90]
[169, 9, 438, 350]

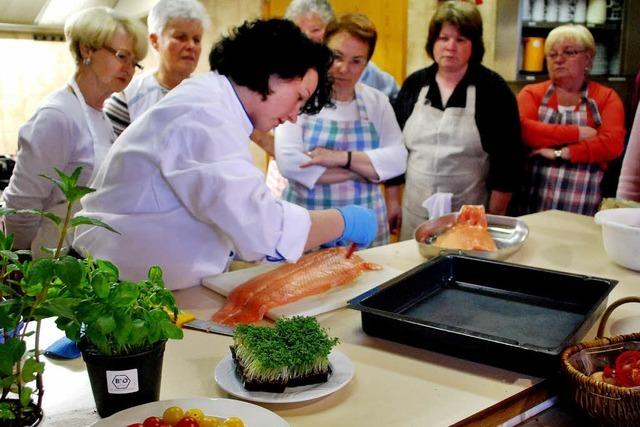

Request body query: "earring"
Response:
[83, 57, 91, 65]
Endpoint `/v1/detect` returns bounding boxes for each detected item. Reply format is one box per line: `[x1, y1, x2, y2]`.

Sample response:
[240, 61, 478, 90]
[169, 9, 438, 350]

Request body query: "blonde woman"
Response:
[2, 7, 147, 254]
[515, 24, 625, 215]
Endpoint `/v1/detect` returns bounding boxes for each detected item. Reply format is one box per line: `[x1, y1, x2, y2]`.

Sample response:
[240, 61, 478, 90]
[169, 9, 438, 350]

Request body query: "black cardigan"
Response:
[388, 63, 524, 193]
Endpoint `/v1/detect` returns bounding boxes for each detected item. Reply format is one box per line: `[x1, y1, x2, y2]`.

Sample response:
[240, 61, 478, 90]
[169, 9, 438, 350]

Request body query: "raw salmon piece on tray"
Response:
[434, 205, 497, 252]
[212, 247, 382, 326]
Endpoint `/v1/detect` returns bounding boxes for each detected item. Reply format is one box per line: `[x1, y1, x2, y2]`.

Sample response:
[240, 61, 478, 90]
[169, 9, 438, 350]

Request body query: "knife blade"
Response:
[182, 318, 235, 336]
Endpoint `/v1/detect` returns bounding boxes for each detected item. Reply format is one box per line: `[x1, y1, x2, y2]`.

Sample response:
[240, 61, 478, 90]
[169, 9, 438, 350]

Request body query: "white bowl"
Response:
[594, 208, 640, 271]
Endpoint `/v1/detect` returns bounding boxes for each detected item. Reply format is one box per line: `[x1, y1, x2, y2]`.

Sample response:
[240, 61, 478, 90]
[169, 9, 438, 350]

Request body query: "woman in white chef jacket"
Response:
[2, 7, 147, 256]
[72, 19, 377, 290]
[275, 13, 407, 247]
[104, 0, 210, 137]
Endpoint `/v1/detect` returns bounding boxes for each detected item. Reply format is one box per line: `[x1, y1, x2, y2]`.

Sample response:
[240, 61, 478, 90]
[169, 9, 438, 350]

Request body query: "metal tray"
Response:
[348, 255, 616, 376]
[414, 213, 529, 260]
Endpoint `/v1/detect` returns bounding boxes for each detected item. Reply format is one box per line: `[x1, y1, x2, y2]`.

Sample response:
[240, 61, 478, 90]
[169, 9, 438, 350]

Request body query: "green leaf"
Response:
[70, 216, 119, 234]
[111, 282, 139, 306]
[19, 385, 33, 407]
[148, 265, 163, 284]
[54, 256, 83, 289]
[94, 259, 119, 280]
[90, 272, 109, 299]
[96, 314, 116, 335]
[0, 375, 18, 390]
[0, 401, 17, 420]
[161, 322, 184, 340]
[0, 338, 26, 376]
[26, 258, 56, 287]
[0, 250, 19, 261]
[29, 209, 62, 226]
[21, 358, 44, 383]
[37, 297, 77, 319]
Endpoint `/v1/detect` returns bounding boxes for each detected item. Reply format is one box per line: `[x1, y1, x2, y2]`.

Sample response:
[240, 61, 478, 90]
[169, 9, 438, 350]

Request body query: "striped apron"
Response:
[283, 90, 389, 247]
[519, 83, 603, 215]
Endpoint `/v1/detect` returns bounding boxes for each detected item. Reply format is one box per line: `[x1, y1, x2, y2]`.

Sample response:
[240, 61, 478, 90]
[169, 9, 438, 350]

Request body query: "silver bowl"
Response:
[414, 213, 529, 260]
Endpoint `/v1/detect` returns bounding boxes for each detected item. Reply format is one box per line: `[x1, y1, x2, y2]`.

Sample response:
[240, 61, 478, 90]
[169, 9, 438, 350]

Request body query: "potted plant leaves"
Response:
[0, 167, 114, 426]
[54, 258, 183, 417]
[0, 167, 183, 423]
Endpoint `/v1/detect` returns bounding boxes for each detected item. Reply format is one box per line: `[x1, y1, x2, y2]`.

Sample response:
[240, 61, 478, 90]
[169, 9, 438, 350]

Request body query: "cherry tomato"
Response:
[185, 408, 204, 422]
[175, 416, 200, 427]
[143, 417, 165, 427]
[163, 406, 185, 425]
[200, 416, 221, 427]
[221, 417, 245, 427]
[615, 350, 640, 387]
[127, 424, 145, 427]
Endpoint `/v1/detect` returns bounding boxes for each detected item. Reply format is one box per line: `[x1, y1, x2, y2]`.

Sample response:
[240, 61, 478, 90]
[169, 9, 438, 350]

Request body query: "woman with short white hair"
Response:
[2, 6, 147, 254]
[515, 24, 626, 215]
[104, 0, 210, 136]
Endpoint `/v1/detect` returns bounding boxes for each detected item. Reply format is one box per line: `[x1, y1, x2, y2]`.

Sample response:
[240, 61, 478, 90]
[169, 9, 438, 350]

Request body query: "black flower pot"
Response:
[80, 340, 166, 418]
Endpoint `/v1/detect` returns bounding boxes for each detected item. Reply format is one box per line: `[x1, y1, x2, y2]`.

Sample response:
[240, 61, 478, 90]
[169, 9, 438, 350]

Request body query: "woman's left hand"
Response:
[530, 147, 567, 161]
[300, 147, 348, 168]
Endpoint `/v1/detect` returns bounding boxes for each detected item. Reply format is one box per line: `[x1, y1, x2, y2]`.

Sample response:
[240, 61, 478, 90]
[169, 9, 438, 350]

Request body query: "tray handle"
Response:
[596, 296, 640, 338]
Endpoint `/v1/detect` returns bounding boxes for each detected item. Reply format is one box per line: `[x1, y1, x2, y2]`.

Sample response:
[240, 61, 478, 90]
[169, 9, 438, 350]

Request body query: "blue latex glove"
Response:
[326, 205, 377, 248]
[44, 336, 80, 359]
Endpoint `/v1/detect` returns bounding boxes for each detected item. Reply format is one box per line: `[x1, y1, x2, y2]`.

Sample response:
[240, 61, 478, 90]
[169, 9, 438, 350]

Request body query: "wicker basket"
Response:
[561, 297, 640, 426]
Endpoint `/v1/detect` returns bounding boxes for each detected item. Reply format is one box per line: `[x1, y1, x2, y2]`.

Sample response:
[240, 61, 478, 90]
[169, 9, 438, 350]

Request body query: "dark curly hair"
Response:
[209, 19, 334, 115]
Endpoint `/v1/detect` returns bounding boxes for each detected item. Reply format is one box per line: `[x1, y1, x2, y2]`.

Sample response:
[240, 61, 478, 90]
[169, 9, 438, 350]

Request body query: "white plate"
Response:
[91, 396, 288, 427]
[215, 349, 354, 404]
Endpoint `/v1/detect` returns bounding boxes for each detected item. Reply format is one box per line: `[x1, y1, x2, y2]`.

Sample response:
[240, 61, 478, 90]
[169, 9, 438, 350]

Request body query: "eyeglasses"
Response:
[101, 46, 143, 70]
[546, 49, 586, 60]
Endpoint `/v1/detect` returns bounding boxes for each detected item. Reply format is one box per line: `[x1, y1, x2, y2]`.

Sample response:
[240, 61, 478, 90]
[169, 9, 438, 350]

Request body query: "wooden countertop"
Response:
[38, 210, 640, 426]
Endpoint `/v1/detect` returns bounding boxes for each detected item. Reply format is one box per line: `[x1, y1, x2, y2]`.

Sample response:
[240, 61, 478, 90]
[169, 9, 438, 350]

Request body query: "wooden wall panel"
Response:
[263, 0, 407, 83]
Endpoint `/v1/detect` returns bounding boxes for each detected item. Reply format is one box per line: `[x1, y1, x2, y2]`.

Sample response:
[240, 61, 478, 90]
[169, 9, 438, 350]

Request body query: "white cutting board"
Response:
[202, 262, 403, 320]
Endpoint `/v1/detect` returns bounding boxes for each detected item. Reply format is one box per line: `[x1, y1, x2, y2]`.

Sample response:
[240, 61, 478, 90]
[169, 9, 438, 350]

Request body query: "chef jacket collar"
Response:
[223, 74, 255, 133]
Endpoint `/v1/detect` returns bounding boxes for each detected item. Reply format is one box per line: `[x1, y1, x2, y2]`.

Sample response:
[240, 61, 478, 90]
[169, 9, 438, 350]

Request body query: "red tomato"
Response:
[176, 416, 200, 427]
[143, 417, 168, 427]
[127, 424, 145, 427]
[615, 350, 640, 387]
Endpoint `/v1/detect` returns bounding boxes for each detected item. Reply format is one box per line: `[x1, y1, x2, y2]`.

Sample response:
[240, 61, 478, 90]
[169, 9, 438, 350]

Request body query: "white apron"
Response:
[400, 85, 489, 241]
[30, 78, 113, 258]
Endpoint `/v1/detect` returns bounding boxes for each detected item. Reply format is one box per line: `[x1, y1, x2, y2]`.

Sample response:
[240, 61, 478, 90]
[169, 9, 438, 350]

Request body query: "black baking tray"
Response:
[348, 255, 617, 376]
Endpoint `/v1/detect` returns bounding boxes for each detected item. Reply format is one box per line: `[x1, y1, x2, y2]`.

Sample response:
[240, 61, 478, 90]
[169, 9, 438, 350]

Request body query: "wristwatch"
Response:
[554, 149, 563, 160]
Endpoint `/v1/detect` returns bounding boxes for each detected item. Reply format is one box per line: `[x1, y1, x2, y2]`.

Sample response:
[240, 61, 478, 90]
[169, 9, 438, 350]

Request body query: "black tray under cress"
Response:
[348, 255, 617, 376]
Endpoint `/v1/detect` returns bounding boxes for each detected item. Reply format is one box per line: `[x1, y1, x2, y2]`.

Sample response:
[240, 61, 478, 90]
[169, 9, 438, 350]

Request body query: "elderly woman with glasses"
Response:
[2, 6, 146, 255]
[515, 24, 625, 215]
[104, 0, 210, 137]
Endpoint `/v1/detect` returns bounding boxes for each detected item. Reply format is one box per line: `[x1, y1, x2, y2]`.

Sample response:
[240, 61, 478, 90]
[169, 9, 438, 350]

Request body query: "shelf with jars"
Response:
[494, 0, 639, 83]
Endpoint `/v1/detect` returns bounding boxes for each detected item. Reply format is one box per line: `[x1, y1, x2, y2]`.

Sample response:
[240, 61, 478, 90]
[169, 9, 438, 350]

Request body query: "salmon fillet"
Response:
[434, 205, 497, 252]
[212, 247, 381, 326]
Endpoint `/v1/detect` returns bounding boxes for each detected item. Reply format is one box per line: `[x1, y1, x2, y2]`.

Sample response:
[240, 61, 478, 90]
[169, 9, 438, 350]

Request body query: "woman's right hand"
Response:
[578, 126, 597, 141]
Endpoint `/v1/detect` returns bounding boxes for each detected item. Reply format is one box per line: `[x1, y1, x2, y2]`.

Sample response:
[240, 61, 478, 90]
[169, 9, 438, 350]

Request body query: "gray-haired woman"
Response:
[2, 6, 147, 255]
[104, 0, 210, 136]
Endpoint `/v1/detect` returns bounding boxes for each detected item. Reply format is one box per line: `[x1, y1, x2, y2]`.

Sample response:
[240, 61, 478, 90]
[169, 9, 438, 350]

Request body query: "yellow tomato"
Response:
[185, 408, 205, 422]
[200, 416, 221, 427]
[162, 406, 185, 426]
[221, 416, 245, 427]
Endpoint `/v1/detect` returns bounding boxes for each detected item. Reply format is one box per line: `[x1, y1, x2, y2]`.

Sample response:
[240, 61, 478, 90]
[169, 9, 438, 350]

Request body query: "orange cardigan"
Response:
[517, 80, 625, 165]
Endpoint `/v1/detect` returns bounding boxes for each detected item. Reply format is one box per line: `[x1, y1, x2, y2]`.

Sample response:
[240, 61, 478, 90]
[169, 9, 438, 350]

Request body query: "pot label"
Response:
[105, 368, 139, 394]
